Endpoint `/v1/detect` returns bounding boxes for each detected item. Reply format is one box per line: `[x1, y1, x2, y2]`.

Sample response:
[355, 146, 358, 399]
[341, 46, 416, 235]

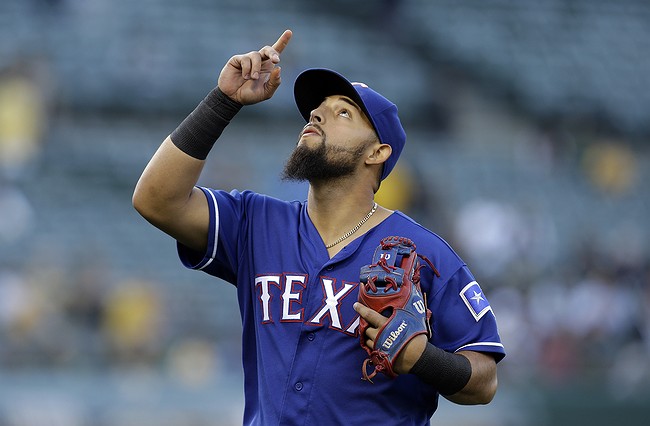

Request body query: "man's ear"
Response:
[366, 143, 392, 166]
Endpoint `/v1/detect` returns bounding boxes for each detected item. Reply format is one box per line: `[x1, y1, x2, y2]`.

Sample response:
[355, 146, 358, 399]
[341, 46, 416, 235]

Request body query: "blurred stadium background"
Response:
[1, 0, 649, 425]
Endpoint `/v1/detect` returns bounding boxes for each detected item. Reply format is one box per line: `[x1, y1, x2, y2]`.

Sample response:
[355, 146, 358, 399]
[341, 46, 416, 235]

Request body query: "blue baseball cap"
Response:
[293, 68, 406, 181]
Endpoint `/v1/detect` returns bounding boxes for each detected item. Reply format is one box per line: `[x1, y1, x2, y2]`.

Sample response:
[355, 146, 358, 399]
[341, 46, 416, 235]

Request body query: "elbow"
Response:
[455, 351, 499, 405]
[132, 183, 149, 218]
[132, 181, 163, 223]
[444, 370, 498, 406]
[477, 376, 498, 405]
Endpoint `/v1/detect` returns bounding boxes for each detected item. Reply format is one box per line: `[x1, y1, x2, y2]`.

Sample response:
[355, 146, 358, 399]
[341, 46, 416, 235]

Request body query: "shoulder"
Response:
[384, 211, 467, 285]
[389, 211, 461, 258]
[202, 188, 303, 211]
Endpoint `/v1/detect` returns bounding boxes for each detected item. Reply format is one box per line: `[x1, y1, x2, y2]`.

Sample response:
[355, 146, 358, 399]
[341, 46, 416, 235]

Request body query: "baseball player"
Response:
[133, 29, 505, 425]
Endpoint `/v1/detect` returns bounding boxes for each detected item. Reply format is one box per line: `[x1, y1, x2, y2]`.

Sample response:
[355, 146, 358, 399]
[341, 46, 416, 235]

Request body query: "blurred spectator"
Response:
[61, 258, 110, 368]
[582, 141, 637, 196]
[0, 185, 34, 244]
[166, 337, 220, 389]
[374, 163, 415, 213]
[0, 58, 48, 180]
[0, 266, 71, 368]
[102, 278, 164, 367]
[453, 198, 527, 278]
[0, 271, 33, 349]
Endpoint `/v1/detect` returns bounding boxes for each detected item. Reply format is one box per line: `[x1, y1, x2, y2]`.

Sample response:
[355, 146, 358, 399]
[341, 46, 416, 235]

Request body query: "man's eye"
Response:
[339, 109, 350, 118]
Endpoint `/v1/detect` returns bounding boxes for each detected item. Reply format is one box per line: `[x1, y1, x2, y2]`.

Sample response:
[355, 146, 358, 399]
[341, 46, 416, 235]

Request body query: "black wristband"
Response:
[170, 87, 243, 160]
[409, 343, 472, 395]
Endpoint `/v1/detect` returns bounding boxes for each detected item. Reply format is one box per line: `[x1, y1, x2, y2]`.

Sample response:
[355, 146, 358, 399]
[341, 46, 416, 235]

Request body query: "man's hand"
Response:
[354, 302, 427, 375]
[218, 29, 293, 105]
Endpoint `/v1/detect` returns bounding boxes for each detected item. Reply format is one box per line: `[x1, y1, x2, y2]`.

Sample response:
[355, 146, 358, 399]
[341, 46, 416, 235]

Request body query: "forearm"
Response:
[408, 344, 497, 405]
[134, 136, 205, 218]
[169, 87, 242, 160]
[133, 88, 241, 250]
[441, 351, 498, 405]
[133, 138, 209, 248]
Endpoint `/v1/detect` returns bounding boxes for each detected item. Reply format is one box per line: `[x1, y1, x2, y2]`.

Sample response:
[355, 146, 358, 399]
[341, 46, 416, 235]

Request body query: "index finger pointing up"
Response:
[354, 302, 388, 328]
[272, 29, 293, 54]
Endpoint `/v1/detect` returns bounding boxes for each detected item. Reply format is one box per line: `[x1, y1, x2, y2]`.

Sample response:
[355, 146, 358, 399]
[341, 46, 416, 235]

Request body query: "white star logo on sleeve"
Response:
[460, 281, 492, 322]
[470, 291, 485, 304]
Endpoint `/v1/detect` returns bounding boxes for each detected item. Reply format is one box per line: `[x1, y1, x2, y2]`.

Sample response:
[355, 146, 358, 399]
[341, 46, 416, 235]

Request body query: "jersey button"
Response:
[307, 332, 315, 341]
[294, 382, 303, 391]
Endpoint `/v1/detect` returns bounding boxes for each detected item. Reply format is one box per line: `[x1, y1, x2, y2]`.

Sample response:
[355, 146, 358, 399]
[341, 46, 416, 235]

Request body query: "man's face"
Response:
[282, 96, 377, 182]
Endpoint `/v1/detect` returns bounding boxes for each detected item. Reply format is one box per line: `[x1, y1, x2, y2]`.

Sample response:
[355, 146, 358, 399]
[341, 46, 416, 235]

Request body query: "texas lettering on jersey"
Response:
[255, 273, 361, 335]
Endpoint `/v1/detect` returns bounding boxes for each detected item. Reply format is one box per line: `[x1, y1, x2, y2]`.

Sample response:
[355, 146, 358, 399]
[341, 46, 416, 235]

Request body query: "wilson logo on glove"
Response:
[413, 300, 426, 315]
[358, 236, 440, 382]
[382, 320, 408, 349]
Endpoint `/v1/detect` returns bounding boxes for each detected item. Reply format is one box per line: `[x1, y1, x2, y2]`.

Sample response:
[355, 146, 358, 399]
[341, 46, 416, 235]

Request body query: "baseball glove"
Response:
[358, 236, 440, 382]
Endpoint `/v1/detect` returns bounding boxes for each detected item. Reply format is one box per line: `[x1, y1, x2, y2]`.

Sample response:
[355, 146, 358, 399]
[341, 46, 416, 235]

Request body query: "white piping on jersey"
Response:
[198, 187, 219, 270]
[454, 342, 505, 353]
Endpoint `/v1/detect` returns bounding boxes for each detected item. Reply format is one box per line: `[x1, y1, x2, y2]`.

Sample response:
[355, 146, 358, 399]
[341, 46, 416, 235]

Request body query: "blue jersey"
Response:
[178, 188, 505, 426]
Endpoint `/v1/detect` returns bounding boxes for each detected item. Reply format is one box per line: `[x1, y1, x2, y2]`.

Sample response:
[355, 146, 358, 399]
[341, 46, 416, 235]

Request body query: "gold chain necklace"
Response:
[325, 202, 378, 249]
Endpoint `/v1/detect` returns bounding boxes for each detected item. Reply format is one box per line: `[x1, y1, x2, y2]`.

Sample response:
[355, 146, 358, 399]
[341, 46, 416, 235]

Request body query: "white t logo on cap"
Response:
[351, 82, 368, 88]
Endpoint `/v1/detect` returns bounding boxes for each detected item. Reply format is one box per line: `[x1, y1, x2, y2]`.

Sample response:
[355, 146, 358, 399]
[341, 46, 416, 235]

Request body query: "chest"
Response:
[250, 262, 362, 335]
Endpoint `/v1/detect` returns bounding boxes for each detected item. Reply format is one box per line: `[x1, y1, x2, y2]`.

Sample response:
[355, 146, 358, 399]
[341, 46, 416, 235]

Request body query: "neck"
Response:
[306, 181, 383, 252]
[307, 179, 373, 220]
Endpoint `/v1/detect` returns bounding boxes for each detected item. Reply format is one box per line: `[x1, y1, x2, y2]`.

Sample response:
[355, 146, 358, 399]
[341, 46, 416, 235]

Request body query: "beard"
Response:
[281, 136, 368, 183]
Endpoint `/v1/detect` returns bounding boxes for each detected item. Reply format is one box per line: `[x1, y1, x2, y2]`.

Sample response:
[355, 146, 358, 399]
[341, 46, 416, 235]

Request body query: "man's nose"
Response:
[309, 108, 323, 123]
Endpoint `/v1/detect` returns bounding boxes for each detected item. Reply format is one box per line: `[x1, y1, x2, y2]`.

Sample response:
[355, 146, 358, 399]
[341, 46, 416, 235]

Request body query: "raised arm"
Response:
[132, 30, 293, 251]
